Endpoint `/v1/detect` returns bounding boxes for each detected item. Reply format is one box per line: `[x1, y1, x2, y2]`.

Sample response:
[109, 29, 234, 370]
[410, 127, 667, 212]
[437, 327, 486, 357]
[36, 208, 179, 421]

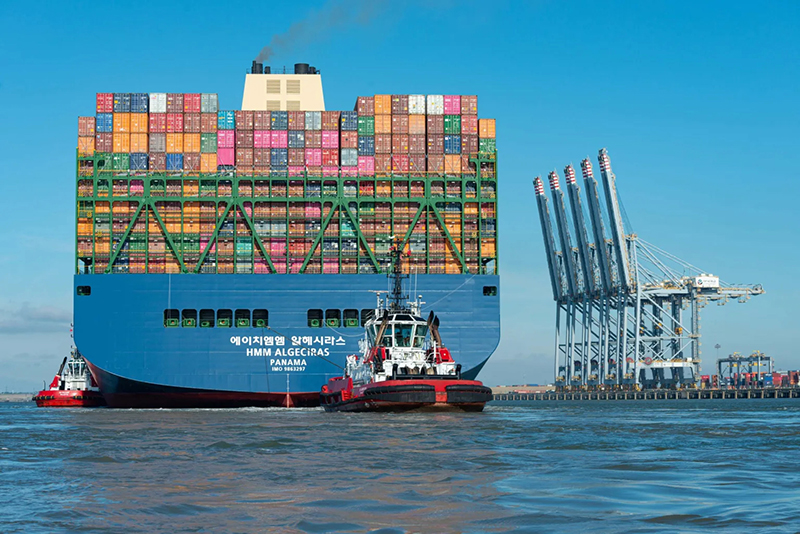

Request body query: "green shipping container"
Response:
[95, 152, 113, 172]
[112, 153, 130, 171]
[479, 138, 497, 153]
[201, 133, 217, 153]
[444, 115, 462, 135]
[357, 116, 374, 136]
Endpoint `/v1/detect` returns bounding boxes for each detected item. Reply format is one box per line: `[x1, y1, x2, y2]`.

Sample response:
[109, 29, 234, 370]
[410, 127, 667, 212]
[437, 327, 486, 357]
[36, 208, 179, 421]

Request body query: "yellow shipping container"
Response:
[478, 119, 496, 139]
[113, 113, 131, 133]
[78, 136, 95, 155]
[375, 115, 392, 134]
[445, 154, 461, 174]
[113, 133, 130, 153]
[374, 94, 391, 115]
[201, 153, 216, 173]
[184, 133, 201, 153]
[130, 113, 149, 133]
[166, 133, 184, 153]
[130, 133, 148, 153]
[409, 115, 426, 135]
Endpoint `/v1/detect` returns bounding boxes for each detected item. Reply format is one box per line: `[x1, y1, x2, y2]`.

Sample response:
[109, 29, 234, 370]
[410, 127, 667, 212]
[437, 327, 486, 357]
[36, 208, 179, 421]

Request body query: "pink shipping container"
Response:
[322, 131, 339, 149]
[288, 166, 305, 177]
[217, 148, 235, 166]
[183, 93, 201, 113]
[305, 148, 322, 167]
[358, 156, 375, 175]
[305, 130, 321, 148]
[254, 130, 271, 148]
[341, 131, 358, 149]
[270, 130, 288, 148]
[217, 130, 235, 148]
[341, 166, 358, 177]
[79, 116, 96, 137]
[166, 113, 184, 133]
[323, 166, 339, 177]
[254, 148, 270, 166]
[166, 93, 184, 113]
[236, 148, 254, 167]
[375, 134, 392, 154]
[427, 115, 444, 134]
[392, 115, 409, 134]
[322, 148, 339, 166]
[96, 93, 113, 113]
[149, 113, 166, 133]
[323, 259, 339, 274]
[253, 111, 270, 130]
[235, 111, 254, 130]
[96, 132, 113, 152]
[461, 95, 478, 115]
[184, 113, 201, 133]
[461, 115, 478, 135]
[200, 113, 217, 133]
[236, 130, 254, 149]
[444, 95, 461, 115]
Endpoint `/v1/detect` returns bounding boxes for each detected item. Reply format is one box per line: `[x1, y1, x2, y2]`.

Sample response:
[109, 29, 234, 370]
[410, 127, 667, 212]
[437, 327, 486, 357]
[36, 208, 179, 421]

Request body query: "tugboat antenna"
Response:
[388, 238, 409, 311]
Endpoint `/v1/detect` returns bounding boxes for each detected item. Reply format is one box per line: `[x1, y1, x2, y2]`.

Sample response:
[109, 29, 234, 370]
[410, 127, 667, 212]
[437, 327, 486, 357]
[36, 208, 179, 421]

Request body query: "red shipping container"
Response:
[375, 134, 392, 154]
[341, 131, 358, 149]
[79, 116, 96, 137]
[271, 130, 288, 148]
[461, 95, 478, 115]
[321, 131, 339, 149]
[409, 154, 426, 176]
[461, 115, 478, 135]
[356, 96, 374, 115]
[96, 132, 113, 152]
[444, 95, 461, 115]
[428, 154, 444, 174]
[254, 130, 271, 148]
[96, 93, 113, 113]
[427, 135, 444, 154]
[149, 152, 166, 171]
[322, 111, 340, 130]
[427, 115, 444, 134]
[409, 134, 426, 154]
[392, 134, 409, 153]
[217, 148, 235, 166]
[391, 94, 409, 115]
[235, 110, 254, 130]
[236, 130, 254, 148]
[166, 113, 184, 133]
[183, 93, 201, 113]
[254, 148, 271, 166]
[288, 111, 305, 130]
[217, 130, 235, 148]
[184, 152, 201, 172]
[392, 154, 409, 173]
[305, 130, 321, 148]
[305, 148, 322, 167]
[391, 115, 409, 134]
[253, 111, 270, 130]
[375, 154, 391, 175]
[322, 148, 339, 166]
[184, 113, 201, 133]
[166, 93, 184, 113]
[342, 166, 358, 177]
[358, 156, 375, 175]
[236, 148, 254, 167]
[149, 113, 166, 133]
[201, 113, 217, 133]
[461, 135, 478, 154]
[288, 148, 304, 166]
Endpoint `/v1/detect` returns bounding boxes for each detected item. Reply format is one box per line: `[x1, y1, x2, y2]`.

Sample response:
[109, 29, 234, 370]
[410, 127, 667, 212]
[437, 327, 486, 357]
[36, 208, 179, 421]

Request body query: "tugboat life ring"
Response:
[644, 357, 653, 365]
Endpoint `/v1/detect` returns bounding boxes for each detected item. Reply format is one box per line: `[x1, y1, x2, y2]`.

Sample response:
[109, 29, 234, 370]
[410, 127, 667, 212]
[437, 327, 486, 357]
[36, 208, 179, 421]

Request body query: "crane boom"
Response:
[549, 171, 580, 298]
[580, 159, 614, 294]
[564, 165, 596, 296]
[598, 148, 632, 291]
[533, 177, 564, 301]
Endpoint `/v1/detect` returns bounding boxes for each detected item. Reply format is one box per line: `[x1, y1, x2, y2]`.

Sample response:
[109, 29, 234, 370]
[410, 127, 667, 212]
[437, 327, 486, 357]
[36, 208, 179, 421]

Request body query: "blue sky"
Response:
[0, 0, 798, 390]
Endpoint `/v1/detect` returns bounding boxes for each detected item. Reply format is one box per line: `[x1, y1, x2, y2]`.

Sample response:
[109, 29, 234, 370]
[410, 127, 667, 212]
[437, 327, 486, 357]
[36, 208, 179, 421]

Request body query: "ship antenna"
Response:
[388, 237, 408, 311]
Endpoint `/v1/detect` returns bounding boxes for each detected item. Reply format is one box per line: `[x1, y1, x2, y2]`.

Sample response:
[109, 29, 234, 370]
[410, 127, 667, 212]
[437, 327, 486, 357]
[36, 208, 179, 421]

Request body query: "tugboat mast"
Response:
[388, 239, 408, 312]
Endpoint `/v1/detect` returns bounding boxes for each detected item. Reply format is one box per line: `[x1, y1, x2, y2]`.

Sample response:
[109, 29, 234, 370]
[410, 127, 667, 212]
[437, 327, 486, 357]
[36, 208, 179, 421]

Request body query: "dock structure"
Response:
[493, 388, 800, 402]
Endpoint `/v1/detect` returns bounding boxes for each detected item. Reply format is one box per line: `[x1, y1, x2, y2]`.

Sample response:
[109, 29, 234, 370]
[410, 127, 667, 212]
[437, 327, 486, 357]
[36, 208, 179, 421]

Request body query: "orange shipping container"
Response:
[374, 94, 391, 115]
[113, 113, 131, 133]
[130, 113, 148, 133]
[78, 136, 95, 155]
[445, 154, 461, 175]
[409, 115, 426, 135]
[201, 153, 217, 173]
[478, 119, 496, 139]
[166, 133, 184, 153]
[184, 133, 201, 153]
[113, 133, 130, 153]
[375, 114, 392, 134]
[130, 133, 148, 153]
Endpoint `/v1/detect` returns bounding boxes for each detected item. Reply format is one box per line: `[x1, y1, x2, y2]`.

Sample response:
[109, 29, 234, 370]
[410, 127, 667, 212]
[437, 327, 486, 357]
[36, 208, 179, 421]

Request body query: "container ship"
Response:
[73, 62, 499, 408]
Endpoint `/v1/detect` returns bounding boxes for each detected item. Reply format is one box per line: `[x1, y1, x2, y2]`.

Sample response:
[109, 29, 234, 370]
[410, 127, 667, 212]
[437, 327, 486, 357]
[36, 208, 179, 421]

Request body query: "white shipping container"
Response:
[201, 93, 219, 113]
[408, 94, 426, 114]
[149, 133, 166, 153]
[305, 111, 322, 130]
[426, 95, 444, 115]
[149, 93, 167, 113]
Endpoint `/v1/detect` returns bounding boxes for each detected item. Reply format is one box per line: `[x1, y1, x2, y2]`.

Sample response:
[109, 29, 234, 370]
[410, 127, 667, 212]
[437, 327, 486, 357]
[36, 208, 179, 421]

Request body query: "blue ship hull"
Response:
[73, 274, 500, 408]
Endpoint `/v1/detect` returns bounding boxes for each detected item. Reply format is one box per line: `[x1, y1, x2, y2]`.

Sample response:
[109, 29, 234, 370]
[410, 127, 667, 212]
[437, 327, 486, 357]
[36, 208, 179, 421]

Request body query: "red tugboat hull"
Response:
[33, 389, 106, 408]
[321, 378, 492, 413]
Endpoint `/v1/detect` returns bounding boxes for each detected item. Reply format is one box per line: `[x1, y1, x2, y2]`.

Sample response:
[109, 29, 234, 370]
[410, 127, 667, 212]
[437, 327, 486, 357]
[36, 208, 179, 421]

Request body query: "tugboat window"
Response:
[253, 309, 269, 328]
[235, 309, 250, 328]
[217, 309, 233, 328]
[164, 309, 180, 328]
[308, 309, 323, 328]
[199, 309, 215, 328]
[413, 325, 428, 347]
[394, 324, 413, 347]
[182, 309, 197, 327]
[77, 285, 91, 296]
[483, 286, 498, 296]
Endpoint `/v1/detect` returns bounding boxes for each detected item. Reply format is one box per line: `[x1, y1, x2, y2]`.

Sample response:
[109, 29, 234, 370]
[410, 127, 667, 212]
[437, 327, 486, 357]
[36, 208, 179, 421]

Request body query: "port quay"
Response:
[492, 387, 800, 402]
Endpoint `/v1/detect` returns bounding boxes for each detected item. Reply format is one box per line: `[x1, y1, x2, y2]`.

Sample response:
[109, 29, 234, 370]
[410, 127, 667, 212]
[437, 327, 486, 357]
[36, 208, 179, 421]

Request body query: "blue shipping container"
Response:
[358, 136, 375, 156]
[217, 111, 236, 130]
[271, 148, 288, 167]
[340, 148, 358, 167]
[130, 93, 149, 113]
[271, 111, 288, 130]
[444, 135, 462, 154]
[130, 153, 149, 171]
[166, 154, 184, 171]
[96, 113, 113, 133]
[340, 111, 358, 131]
[113, 93, 131, 113]
[288, 131, 305, 148]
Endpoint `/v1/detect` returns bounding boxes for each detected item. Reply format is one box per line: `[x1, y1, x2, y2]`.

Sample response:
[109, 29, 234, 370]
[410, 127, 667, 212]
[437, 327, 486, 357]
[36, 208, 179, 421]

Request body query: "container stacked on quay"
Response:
[73, 63, 499, 408]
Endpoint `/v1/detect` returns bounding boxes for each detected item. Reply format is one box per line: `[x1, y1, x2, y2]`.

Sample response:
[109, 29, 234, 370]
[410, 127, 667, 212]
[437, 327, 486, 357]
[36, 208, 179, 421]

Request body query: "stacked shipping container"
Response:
[77, 92, 497, 276]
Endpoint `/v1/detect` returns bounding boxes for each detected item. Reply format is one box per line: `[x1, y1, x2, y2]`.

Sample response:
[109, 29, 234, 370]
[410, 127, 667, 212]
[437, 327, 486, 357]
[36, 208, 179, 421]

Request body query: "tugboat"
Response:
[321, 244, 493, 412]
[33, 350, 106, 407]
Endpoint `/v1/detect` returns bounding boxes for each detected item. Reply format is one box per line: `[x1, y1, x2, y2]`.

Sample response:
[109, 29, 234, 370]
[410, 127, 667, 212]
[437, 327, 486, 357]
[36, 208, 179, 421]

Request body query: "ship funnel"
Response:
[548, 171, 561, 190]
[264, 65, 271, 74]
[294, 63, 310, 74]
[251, 61, 263, 74]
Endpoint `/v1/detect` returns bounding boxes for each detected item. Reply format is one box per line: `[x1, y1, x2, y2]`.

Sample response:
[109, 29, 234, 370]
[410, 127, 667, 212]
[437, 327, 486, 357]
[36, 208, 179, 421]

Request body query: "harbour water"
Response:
[1, 400, 799, 533]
